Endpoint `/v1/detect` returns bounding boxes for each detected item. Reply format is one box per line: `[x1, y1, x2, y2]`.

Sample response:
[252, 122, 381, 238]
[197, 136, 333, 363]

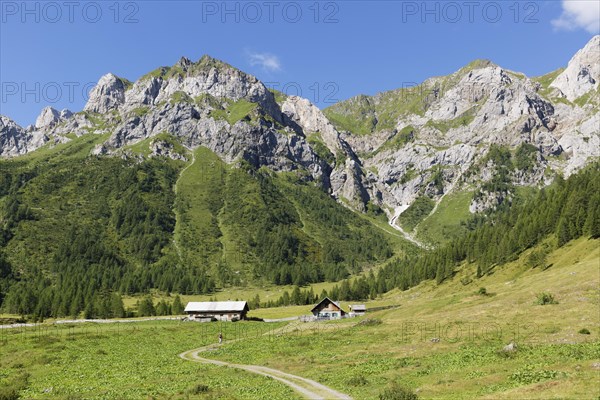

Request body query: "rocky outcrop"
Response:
[84, 73, 129, 113]
[2, 37, 598, 222]
[122, 56, 280, 120]
[35, 107, 61, 129]
[150, 139, 188, 162]
[34, 107, 75, 130]
[551, 35, 600, 102]
[0, 116, 49, 157]
[281, 96, 342, 153]
[1, 116, 31, 157]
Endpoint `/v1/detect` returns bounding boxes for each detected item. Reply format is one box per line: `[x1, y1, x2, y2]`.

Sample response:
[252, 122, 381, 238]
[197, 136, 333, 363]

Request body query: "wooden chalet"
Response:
[311, 297, 346, 320]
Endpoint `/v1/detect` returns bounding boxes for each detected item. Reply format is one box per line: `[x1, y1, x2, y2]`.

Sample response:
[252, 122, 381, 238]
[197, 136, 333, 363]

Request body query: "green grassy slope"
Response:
[2, 238, 596, 399]
[174, 148, 399, 287]
[207, 237, 600, 399]
[416, 190, 474, 246]
[0, 320, 296, 399]
[0, 136, 404, 319]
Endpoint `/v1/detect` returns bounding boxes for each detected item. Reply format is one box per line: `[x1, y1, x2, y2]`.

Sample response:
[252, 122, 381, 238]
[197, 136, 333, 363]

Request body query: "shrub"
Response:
[578, 328, 591, 335]
[347, 375, 369, 386]
[0, 388, 19, 400]
[510, 365, 561, 384]
[188, 384, 210, 394]
[0, 373, 29, 400]
[379, 382, 419, 400]
[478, 287, 488, 296]
[536, 292, 558, 305]
[460, 277, 473, 286]
[527, 247, 549, 269]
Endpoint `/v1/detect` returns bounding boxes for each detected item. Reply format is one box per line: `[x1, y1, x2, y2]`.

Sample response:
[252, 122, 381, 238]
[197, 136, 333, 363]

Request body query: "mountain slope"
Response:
[324, 36, 599, 243]
[0, 132, 401, 318]
[0, 37, 598, 318]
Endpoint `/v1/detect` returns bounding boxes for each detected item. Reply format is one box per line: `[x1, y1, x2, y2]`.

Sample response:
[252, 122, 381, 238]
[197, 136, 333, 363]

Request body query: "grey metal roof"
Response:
[184, 301, 248, 313]
[350, 304, 366, 311]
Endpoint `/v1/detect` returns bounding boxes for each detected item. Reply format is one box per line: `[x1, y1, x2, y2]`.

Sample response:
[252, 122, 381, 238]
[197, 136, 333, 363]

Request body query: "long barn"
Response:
[184, 301, 249, 321]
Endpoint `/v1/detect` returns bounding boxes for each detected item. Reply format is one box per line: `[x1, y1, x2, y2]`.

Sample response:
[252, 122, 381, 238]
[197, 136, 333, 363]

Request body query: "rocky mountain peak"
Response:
[175, 56, 193, 69]
[35, 106, 61, 129]
[550, 35, 600, 102]
[1, 42, 598, 227]
[84, 73, 129, 113]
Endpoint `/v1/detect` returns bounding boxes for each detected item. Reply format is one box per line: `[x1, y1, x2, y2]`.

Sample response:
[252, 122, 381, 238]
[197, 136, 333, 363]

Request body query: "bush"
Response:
[578, 328, 591, 335]
[478, 287, 488, 296]
[527, 247, 549, 269]
[188, 384, 210, 394]
[510, 365, 561, 384]
[0, 373, 30, 400]
[460, 277, 473, 286]
[379, 382, 419, 400]
[347, 375, 369, 386]
[536, 292, 558, 305]
[0, 388, 19, 400]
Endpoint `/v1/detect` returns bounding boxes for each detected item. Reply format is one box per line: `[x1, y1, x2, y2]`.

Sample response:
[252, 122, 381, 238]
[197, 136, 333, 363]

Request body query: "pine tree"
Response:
[138, 296, 155, 317]
[280, 291, 290, 306]
[556, 217, 571, 247]
[156, 300, 169, 316]
[171, 295, 185, 315]
[110, 293, 125, 318]
[291, 286, 302, 305]
[251, 294, 261, 309]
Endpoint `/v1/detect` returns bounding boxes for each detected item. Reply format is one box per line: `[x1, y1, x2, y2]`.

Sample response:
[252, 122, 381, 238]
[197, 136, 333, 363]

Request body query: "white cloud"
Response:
[247, 52, 282, 72]
[552, 0, 600, 33]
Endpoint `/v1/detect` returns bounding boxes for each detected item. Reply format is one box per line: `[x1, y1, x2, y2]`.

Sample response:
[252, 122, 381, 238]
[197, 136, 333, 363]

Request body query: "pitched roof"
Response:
[350, 304, 366, 311]
[184, 301, 249, 313]
[310, 297, 345, 313]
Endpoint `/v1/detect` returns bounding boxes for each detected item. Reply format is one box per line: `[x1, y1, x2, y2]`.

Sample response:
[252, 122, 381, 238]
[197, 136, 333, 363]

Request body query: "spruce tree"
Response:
[171, 295, 185, 315]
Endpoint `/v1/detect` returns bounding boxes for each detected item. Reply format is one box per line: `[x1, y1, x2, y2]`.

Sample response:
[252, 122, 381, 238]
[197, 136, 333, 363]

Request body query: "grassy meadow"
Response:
[206, 237, 600, 399]
[1, 238, 598, 399]
[0, 321, 294, 400]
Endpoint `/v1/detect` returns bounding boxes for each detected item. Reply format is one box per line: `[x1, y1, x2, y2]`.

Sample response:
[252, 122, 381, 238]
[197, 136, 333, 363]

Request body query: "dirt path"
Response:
[179, 343, 352, 400]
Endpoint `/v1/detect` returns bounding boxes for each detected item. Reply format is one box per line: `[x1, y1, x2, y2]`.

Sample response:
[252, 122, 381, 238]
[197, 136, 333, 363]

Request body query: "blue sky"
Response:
[1, 0, 598, 126]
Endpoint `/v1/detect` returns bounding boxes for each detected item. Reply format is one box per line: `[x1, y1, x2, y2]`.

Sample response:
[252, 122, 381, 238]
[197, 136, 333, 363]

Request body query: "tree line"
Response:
[379, 163, 600, 290]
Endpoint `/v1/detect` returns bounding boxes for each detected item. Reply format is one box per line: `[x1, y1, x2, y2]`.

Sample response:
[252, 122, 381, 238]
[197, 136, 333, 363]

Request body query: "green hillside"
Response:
[0, 137, 401, 320]
[207, 237, 600, 399]
[175, 147, 397, 287]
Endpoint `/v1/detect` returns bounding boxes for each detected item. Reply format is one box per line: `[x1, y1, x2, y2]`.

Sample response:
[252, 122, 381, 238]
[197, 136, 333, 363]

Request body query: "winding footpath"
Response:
[179, 343, 352, 400]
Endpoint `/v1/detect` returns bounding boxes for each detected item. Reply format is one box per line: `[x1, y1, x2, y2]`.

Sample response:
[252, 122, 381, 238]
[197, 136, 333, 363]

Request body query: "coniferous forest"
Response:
[0, 134, 597, 320]
[378, 163, 600, 291]
[0, 143, 394, 319]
